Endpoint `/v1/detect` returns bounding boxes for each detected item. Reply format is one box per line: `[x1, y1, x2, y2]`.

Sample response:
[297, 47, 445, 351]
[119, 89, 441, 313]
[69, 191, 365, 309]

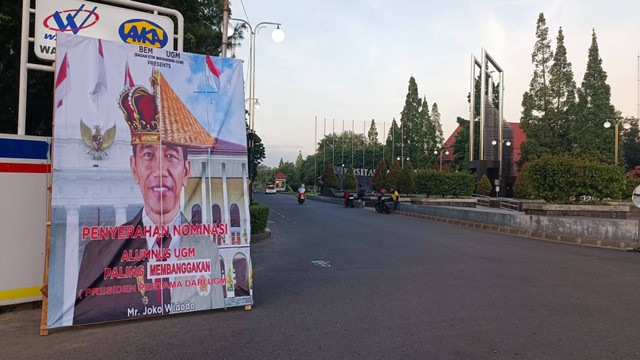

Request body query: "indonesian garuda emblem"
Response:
[80, 120, 116, 160]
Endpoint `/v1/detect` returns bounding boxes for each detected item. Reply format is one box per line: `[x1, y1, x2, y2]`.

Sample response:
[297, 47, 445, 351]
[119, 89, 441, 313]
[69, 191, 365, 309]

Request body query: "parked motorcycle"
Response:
[375, 195, 393, 214]
[345, 193, 356, 208]
[297, 192, 306, 205]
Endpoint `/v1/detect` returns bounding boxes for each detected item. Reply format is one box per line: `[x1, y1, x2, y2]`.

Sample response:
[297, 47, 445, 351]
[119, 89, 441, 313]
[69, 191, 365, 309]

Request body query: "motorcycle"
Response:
[375, 195, 393, 214]
[345, 193, 356, 208]
[297, 192, 306, 205]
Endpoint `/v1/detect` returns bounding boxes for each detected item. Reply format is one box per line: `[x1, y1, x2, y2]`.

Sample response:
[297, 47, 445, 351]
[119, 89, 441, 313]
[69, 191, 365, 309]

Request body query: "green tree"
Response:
[386, 159, 402, 190]
[384, 118, 400, 165]
[623, 119, 640, 171]
[520, 12, 554, 164]
[547, 27, 577, 154]
[372, 158, 388, 191]
[342, 165, 357, 190]
[399, 160, 416, 194]
[256, 164, 275, 187]
[318, 131, 368, 168]
[275, 159, 295, 190]
[299, 154, 319, 186]
[367, 119, 382, 171]
[367, 119, 379, 144]
[400, 77, 424, 169]
[0, 2, 54, 135]
[571, 29, 617, 163]
[323, 162, 339, 188]
[137, 0, 242, 56]
[431, 103, 444, 149]
[247, 124, 265, 181]
[419, 96, 435, 168]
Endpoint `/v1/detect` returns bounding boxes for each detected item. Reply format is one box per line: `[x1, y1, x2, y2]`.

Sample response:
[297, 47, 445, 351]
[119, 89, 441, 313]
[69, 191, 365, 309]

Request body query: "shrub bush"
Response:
[513, 163, 533, 199]
[525, 155, 625, 202]
[475, 174, 492, 196]
[416, 170, 438, 196]
[415, 170, 474, 197]
[250, 203, 270, 235]
[448, 172, 475, 197]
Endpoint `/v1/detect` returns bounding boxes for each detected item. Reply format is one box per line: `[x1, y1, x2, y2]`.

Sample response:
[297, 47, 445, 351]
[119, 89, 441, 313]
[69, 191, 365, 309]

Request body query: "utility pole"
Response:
[221, 0, 230, 56]
[314, 116, 317, 192]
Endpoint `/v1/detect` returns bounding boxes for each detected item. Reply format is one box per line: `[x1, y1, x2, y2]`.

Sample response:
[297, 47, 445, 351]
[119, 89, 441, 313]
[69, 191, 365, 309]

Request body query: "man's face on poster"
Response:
[130, 144, 190, 224]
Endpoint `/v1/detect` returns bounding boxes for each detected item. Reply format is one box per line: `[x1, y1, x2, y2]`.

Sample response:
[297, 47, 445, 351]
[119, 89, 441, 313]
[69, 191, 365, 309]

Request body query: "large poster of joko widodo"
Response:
[46, 33, 253, 329]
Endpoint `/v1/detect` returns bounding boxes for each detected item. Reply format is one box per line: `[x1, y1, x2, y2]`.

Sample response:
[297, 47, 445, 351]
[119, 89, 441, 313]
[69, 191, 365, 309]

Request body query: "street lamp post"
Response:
[491, 139, 511, 197]
[433, 149, 450, 171]
[603, 119, 631, 165]
[229, 17, 284, 137]
[396, 156, 410, 169]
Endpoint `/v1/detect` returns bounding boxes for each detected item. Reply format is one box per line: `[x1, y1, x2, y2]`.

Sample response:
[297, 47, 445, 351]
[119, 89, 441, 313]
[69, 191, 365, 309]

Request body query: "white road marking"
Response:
[311, 260, 331, 268]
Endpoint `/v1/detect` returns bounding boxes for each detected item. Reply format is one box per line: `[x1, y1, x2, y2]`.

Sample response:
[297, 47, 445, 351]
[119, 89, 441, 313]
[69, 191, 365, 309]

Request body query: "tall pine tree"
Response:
[520, 12, 554, 164]
[368, 119, 379, 144]
[547, 27, 577, 155]
[419, 96, 434, 168]
[372, 159, 388, 191]
[385, 118, 401, 165]
[400, 77, 422, 168]
[367, 119, 381, 170]
[431, 103, 444, 148]
[572, 29, 617, 163]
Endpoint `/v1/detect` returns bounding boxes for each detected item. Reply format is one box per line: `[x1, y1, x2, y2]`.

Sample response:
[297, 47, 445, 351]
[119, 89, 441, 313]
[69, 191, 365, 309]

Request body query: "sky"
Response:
[229, 0, 640, 167]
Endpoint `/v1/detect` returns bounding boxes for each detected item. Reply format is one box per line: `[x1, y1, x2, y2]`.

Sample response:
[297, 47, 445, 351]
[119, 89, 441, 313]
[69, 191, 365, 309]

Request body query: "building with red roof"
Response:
[272, 172, 288, 191]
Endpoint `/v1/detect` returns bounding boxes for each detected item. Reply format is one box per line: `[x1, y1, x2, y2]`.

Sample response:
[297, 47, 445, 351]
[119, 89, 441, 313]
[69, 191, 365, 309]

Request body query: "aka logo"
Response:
[43, 4, 100, 36]
[119, 19, 168, 48]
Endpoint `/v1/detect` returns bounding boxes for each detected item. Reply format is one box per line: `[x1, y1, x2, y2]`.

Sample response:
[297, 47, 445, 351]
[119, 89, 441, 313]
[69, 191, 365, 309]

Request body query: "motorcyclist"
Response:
[375, 188, 388, 213]
[390, 188, 400, 210]
[377, 188, 386, 200]
[344, 189, 352, 207]
[297, 184, 306, 204]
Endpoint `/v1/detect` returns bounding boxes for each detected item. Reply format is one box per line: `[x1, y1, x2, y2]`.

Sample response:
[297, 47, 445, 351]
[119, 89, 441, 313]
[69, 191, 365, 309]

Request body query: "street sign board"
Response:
[35, 0, 174, 61]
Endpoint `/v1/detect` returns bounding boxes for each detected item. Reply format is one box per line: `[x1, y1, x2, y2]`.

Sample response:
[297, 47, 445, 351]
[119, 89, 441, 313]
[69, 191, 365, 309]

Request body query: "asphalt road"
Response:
[2, 193, 640, 359]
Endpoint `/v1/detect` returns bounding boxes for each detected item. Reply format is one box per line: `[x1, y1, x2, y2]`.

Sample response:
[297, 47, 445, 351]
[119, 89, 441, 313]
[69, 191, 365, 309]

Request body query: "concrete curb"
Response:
[251, 228, 272, 243]
[394, 210, 638, 251]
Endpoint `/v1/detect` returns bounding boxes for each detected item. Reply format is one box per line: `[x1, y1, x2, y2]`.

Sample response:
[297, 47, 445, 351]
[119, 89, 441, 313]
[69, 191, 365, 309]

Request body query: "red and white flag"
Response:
[89, 39, 107, 100]
[55, 52, 70, 108]
[205, 55, 221, 93]
[124, 61, 135, 87]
